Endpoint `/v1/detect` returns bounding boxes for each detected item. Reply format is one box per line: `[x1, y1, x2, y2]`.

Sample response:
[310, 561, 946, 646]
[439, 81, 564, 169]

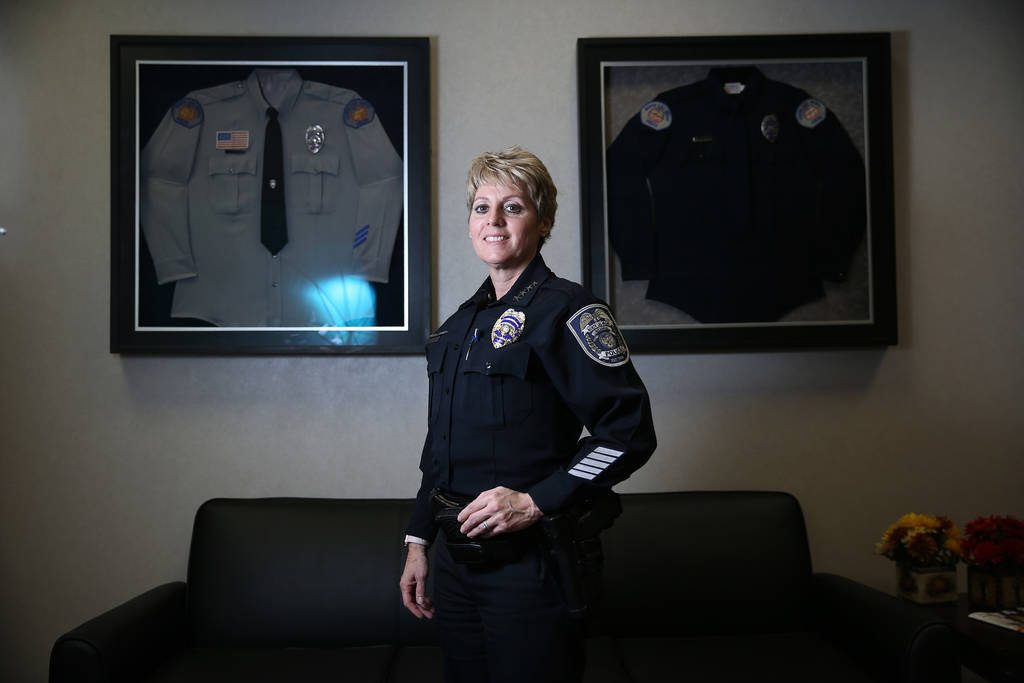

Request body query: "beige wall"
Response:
[2, 0, 1022, 680]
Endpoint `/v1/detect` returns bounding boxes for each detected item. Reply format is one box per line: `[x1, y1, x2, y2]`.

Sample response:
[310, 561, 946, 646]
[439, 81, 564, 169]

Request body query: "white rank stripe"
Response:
[569, 447, 625, 480]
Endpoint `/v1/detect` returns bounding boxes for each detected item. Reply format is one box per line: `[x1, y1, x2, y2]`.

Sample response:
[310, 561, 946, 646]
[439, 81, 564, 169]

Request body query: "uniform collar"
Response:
[705, 66, 766, 114]
[461, 253, 554, 311]
[247, 68, 304, 118]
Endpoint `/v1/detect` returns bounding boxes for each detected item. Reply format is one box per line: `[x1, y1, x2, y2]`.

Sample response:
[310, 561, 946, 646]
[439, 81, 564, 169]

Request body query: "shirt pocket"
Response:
[425, 340, 447, 424]
[456, 345, 533, 430]
[289, 154, 340, 214]
[207, 156, 257, 214]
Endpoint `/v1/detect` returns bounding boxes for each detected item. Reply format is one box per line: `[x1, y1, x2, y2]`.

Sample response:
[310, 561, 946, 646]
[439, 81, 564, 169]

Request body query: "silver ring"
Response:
[480, 520, 489, 530]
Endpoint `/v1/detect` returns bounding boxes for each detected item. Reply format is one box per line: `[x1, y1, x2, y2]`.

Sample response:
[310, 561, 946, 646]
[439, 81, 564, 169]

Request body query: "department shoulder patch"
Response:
[344, 98, 375, 129]
[566, 303, 629, 367]
[640, 100, 672, 131]
[171, 97, 204, 129]
[796, 98, 827, 128]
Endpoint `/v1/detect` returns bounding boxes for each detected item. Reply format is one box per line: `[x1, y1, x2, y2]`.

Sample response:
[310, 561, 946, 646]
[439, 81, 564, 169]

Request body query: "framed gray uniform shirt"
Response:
[141, 68, 403, 327]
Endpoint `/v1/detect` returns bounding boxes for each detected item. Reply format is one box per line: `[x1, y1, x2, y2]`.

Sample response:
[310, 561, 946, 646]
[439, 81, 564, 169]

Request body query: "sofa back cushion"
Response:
[596, 491, 813, 637]
[187, 498, 436, 648]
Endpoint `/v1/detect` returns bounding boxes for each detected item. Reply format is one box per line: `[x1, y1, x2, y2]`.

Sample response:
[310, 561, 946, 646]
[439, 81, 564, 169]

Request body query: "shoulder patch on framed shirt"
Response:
[566, 304, 629, 367]
[344, 98, 375, 128]
[171, 97, 204, 128]
[796, 98, 827, 128]
[640, 100, 672, 131]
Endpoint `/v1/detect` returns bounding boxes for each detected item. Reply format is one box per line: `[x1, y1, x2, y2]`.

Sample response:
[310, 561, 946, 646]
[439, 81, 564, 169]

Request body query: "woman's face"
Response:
[469, 182, 551, 275]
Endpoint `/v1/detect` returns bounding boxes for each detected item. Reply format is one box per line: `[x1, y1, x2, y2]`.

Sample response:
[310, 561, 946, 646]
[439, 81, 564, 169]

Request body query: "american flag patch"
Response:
[215, 130, 250, 150]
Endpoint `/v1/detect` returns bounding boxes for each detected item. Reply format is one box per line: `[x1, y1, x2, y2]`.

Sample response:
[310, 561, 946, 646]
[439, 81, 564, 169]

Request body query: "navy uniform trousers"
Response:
[434, 541, 584, 683]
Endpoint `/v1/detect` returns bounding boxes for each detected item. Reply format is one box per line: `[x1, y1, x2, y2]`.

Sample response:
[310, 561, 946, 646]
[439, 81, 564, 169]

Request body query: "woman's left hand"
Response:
[458, 486, 542, 538]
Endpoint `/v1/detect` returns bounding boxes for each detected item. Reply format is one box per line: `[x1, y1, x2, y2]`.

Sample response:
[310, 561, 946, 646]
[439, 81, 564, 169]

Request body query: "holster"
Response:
[430, 489, 536, 565]
[539, 493, 622, 619]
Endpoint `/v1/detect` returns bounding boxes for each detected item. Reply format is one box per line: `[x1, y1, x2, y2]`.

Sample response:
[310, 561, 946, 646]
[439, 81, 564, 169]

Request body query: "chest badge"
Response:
[305, 125, 325, 154]
[760, 114, 780, 142]
[491, 309, 526, 349]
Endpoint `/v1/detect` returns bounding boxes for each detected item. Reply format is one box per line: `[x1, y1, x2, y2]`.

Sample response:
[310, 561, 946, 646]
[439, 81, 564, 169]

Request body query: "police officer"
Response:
[399, 147, 656, 683]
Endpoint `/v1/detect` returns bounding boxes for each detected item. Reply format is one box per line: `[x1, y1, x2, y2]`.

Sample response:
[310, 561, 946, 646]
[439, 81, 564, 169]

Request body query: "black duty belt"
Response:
[430, 489, 538, 565]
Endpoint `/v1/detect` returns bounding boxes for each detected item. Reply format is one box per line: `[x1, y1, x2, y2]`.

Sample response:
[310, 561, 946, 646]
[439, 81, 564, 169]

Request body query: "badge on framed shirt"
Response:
[566, 303, 629, 367]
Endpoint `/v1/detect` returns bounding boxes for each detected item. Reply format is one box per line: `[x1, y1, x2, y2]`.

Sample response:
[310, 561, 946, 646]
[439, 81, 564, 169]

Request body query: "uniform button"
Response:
[485, 362, 492, 370]
[272, 281, 279, 288]
[442, 432, 447, 440]
[444, 388, 450, 395]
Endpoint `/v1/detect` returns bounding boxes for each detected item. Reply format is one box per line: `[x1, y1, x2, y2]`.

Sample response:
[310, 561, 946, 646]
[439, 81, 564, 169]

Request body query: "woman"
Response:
[400, 146, 656, 683]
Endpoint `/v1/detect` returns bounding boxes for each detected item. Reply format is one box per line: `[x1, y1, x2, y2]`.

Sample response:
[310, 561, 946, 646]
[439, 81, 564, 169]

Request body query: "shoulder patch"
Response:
[796, 98, 827, 128]
[344, 98, 375, 128]
[566, 304, 629, 367]
[640, 100, 672, 131]
[171, 97, 203, 128]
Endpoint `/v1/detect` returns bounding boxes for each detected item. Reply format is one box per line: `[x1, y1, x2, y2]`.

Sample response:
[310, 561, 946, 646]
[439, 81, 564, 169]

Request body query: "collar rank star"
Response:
[491, 309, 526, 349]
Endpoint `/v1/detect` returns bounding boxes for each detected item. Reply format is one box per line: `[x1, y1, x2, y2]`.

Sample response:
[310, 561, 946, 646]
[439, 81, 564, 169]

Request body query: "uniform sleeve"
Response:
[606, 113, 670, 281]
[140, 103, 202, 284]
[343, 98, 404, 284]
[526, 302, 656, 514]
[805, 106, 867, 281]
[405, 433, 439, 543]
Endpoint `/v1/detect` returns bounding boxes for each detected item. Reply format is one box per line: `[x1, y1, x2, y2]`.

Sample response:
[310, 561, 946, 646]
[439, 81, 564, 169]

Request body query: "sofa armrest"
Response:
[50, 581, 187, 683]
[812, 573, 960, 683]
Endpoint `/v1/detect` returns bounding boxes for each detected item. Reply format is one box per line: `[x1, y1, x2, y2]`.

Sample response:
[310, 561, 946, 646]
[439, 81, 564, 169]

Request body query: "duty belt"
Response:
[430, 489, 538, 565]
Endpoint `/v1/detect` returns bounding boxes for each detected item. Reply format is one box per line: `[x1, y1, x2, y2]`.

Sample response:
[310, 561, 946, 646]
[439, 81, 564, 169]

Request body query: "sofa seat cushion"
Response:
[612, 633, 876, 683]
[143, 645, 397, 683]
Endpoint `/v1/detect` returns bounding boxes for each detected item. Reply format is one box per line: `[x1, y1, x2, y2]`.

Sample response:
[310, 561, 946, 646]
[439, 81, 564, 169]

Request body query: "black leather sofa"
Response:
[50, 492, 960, 682]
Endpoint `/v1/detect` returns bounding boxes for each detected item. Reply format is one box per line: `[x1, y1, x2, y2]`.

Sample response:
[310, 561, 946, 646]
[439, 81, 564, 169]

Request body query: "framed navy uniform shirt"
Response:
[406, 254, 657, 542]
[607, 66, 866, 324]
[141, 68, 403, 327]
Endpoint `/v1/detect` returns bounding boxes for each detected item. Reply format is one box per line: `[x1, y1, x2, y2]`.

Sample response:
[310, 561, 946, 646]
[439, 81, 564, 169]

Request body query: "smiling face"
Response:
[469, 182, 552, 278]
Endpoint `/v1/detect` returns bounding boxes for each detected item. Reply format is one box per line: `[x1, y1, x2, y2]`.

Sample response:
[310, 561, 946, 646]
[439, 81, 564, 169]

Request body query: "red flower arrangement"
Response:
[961, 515, 1024, 568]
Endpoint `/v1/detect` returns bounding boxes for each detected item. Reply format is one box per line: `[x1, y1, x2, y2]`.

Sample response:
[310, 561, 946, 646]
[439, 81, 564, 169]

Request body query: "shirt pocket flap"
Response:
[208, 155, 257, 176]
[463, 345, 530, 378]
[289, 153, 340, 176]
[425, 340, 447, 375]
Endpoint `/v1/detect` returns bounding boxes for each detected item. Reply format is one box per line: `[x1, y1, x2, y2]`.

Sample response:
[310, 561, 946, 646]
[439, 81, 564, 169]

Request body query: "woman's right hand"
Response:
[399, 543, 435, 619]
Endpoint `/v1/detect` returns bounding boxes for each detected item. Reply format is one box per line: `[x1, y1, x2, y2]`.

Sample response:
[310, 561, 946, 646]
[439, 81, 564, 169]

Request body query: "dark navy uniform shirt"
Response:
[607, 66, 866, 323]
[406, 254, 656, 542]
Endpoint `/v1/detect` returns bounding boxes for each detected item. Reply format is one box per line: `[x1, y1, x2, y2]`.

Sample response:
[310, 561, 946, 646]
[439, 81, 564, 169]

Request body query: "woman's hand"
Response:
[458, 486, 542, 538]
[399, 543, 434, 619]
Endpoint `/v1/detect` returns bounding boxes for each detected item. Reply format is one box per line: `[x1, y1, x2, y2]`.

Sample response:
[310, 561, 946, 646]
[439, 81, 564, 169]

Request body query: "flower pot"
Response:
[968, 565, 1024, 610]
[898, 564, 957, 604]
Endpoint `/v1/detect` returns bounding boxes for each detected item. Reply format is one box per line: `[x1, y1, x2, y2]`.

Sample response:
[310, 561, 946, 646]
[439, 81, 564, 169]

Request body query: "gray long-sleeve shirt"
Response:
[141, 68, 403, 327]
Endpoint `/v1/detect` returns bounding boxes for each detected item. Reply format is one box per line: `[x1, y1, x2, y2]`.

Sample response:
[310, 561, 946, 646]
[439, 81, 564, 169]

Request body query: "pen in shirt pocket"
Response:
[465, 328, 479, 360]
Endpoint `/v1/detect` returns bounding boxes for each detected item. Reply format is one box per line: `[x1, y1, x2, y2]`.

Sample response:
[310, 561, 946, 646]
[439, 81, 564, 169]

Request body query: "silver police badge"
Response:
[305, 124, 325, 154]
[491, 309, 526, 349]
[566, 304, 629, 367]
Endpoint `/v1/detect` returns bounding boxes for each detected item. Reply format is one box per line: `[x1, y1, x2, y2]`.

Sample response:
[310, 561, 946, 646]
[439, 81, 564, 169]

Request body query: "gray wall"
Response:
[2, 0, 1022, 680]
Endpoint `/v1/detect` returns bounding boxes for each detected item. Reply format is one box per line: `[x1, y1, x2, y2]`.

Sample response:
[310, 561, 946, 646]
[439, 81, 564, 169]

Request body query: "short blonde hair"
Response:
[465, 146, 558, 245]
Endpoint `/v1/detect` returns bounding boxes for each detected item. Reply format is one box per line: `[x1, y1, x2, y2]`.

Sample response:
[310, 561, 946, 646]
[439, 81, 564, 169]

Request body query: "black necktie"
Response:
[261, 106, 287, 255]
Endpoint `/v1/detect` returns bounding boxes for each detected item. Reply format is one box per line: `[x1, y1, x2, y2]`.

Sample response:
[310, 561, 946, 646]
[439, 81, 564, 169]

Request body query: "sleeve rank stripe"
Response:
[593, 446, 624, 457]
[579, 457, 611, 470]
[568, 467, 598, 480]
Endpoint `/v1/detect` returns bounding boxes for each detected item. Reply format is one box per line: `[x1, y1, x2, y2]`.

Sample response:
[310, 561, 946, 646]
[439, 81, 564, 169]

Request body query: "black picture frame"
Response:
[578, 33, 896, 351]
[111, 35, 430, 354]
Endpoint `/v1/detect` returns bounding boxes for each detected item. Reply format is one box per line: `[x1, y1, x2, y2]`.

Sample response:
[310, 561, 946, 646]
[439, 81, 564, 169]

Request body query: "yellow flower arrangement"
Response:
[876, 513, 962, 568]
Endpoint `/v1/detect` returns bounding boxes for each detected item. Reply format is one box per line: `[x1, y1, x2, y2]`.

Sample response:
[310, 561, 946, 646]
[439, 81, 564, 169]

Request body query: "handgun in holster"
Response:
[539, 492, 622, 619]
